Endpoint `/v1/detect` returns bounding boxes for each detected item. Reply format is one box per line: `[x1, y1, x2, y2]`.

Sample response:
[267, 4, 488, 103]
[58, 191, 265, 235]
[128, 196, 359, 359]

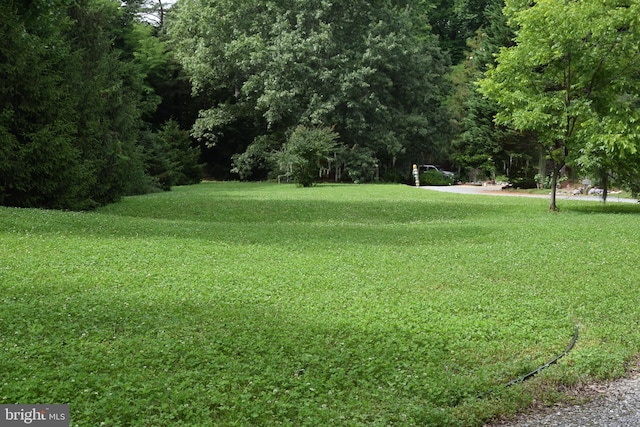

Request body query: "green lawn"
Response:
[2, 182, 640, 426]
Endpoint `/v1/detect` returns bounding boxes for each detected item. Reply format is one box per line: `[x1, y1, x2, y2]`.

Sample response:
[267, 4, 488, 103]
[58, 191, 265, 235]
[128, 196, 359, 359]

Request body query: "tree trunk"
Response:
[549, 164, 559, 211]
[158, 0, 164, 27]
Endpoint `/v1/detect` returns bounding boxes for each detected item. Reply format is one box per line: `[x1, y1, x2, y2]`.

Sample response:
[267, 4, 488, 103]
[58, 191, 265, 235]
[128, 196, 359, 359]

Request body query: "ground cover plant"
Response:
[2, 182, 640, 426]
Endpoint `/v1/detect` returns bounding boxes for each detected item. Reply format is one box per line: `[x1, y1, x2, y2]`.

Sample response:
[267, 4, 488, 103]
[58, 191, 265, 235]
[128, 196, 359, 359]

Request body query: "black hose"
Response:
[504, 325, 579, 388]
[474, 325, 579, 400]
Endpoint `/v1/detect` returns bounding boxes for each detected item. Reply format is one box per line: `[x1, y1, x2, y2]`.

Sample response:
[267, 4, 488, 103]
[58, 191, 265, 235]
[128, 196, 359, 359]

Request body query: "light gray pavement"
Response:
[421, 184, 639, 203]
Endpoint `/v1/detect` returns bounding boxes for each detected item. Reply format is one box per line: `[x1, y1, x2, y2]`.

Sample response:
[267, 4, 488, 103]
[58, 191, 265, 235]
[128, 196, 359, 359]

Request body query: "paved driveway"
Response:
[421, 184, 638, 203]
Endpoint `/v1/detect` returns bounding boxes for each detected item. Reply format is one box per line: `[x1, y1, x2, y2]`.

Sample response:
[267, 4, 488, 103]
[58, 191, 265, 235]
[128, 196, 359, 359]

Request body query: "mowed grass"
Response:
[1, 182, 640, 426]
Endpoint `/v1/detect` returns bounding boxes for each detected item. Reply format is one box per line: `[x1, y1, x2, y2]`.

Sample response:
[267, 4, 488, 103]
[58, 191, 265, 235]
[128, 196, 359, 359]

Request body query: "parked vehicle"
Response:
[418, 164, 455, 179]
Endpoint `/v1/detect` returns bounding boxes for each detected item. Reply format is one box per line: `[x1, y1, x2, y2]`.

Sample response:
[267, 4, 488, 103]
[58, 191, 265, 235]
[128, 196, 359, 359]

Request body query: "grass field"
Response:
[2, 182, 640, 426]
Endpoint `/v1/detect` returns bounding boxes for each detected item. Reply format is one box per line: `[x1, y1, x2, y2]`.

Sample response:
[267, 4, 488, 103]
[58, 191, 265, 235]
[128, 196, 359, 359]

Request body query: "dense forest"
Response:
[2, 0, 639, 209]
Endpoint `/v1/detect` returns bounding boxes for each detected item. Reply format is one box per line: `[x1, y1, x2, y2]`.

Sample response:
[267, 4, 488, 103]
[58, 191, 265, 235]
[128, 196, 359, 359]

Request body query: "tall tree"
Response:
[449, 0, 539, 183]
[425, 0, 496, 63]
[66, 0, 158, 205]
[1, 0, 94, 208]
[167, 0, 451, 182]
[479, 0, 640, 210]
[1, 0, 199, 209]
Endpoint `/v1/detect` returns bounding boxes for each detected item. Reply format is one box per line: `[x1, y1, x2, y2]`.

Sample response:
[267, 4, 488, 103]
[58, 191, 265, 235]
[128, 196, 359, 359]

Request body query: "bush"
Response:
[419, 170, 453, 186]
[275, 126, 341, 187]
[139, 121, 203, 192]
[510, 177, 538, 189]
[380, 168, 405, 183]
[342, 147, 378, 184]
[157, 120, 202, 186]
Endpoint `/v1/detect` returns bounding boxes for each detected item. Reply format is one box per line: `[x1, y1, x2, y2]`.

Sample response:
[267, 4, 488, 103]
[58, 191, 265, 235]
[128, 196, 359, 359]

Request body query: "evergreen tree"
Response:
[449, 0, 538, 183]
[1, 0, 197, 209]
[1, 0, 94, 208]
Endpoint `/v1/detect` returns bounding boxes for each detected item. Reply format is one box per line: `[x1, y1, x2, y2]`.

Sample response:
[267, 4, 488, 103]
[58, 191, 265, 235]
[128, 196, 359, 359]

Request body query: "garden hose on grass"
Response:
[475, 325, 579, 400]
[504, 325, 579, 388]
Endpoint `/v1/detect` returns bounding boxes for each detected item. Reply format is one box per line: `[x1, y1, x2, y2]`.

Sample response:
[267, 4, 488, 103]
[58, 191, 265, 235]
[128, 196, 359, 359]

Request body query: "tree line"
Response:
[166, 0, 475, 184]
[1, 0, 201, 209]
[2, 0, 639, 208]
[479, 0, 640, 210]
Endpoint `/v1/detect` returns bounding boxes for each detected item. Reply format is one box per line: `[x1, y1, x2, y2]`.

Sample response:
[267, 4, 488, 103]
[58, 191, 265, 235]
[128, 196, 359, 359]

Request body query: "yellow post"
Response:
[412, 164, 420, 187]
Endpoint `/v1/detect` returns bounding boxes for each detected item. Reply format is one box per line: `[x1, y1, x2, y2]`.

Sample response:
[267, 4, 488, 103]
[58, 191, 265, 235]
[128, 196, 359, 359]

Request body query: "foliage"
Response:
[535, 173, 567, 190]
[167, 0, 452, 181]
[341, 146, 380, 184]
[2, 183, 640, 425]
[0, 0, 200, 209]
[419, 170, 454, 186]
[0, 0, 157, 209]
[137, 120, 202, 191]
[426, 0, 500, 63]
[0, 0, 91, 208]
[448, 0, 540, 183]
[478, 0, 640, 210]
[275, 126, 340, 187]
[230, 135, 280, 181]
[157, 119, 203, 186]
[67, 0, 158, 206]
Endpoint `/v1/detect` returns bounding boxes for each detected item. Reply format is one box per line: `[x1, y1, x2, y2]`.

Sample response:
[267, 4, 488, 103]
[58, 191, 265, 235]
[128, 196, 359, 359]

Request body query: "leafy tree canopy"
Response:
[479, 0, 640, 209]
[167, 0, 452, 182]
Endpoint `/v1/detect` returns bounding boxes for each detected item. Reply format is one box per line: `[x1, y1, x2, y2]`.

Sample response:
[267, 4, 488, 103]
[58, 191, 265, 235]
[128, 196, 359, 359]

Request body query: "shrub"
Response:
[419, 170, 453, 186]
[380, 168, 405, 183]
[341, 147, 378, 184]
[275, 126, 341, 187]
[157, 120, 202, 186]
[510, 177, 538, 189]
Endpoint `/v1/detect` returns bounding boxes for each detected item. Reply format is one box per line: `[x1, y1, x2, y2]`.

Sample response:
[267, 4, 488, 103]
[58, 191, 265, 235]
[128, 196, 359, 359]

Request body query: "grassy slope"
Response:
[1, 182, 640, 426]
